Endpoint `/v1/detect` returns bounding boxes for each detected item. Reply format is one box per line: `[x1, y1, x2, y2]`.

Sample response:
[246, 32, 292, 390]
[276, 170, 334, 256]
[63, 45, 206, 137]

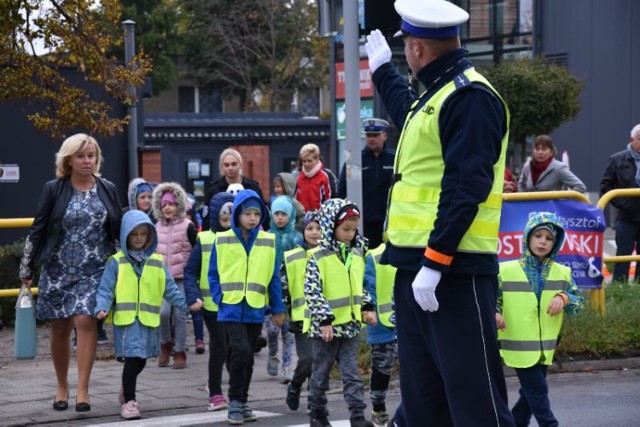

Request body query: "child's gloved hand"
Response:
[96, 310, 107, 320]
[411, 266, 442, 312]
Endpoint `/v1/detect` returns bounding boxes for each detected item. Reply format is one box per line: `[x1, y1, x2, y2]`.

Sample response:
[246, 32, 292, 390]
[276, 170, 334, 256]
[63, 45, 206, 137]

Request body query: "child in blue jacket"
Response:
[95, 210, 188, 420]
[208, 189, 286, 424]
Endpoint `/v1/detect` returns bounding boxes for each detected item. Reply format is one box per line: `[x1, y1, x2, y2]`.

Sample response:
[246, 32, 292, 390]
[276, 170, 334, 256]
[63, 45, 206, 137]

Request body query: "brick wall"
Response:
[140, 149, 162, 183]
[230, 145, 271, 199]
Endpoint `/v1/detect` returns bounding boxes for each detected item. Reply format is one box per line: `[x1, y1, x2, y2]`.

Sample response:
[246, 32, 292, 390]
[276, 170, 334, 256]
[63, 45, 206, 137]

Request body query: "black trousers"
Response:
[225, 322, 262, 403]
[122, 357, 146, 403]
[203, 312, 228, 396]
[394, 269, 514, 427]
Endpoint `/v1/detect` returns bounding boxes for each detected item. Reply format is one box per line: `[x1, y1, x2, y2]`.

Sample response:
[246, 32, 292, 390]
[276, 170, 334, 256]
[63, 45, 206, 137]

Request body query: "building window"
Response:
[178, 86, 223, 113]
[456, 0, 534, 65]
[178, 86, 195, 113]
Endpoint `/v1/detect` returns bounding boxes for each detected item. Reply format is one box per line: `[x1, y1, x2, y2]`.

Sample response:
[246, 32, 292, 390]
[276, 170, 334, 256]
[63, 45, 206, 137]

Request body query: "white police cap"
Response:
[362, 118, 389, 134]
[393, 0, 469, 38]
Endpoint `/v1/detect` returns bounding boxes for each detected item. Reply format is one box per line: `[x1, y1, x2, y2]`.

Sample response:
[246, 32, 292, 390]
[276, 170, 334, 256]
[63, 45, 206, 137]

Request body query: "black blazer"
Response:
[20, 176, 122, 279]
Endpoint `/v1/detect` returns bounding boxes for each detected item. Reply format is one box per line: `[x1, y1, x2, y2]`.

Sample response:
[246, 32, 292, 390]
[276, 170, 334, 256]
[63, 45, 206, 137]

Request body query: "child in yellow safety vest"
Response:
[496, 211, 583, 427]
[304, 198, 377, 427]
[183, 191, 235, 412]
[282, 209, 321, 412]
[364, 242, 398, 427]
[95, 210, 190, 420]
[208, 189, 286, 424]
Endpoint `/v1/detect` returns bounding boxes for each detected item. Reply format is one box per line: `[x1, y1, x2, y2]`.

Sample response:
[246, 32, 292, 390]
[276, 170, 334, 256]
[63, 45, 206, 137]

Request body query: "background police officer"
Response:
[365, 0, 514, 425]
[338, 118, 395, 249]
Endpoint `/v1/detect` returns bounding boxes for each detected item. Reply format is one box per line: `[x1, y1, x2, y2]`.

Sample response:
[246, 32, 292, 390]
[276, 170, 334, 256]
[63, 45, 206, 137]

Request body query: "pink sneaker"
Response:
[208, 394, 228, 411]
[121, 400, 141, 419]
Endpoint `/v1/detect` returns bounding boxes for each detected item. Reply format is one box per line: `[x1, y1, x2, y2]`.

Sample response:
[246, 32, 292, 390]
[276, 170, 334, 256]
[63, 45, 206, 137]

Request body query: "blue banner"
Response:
[499, 200, 606, 289]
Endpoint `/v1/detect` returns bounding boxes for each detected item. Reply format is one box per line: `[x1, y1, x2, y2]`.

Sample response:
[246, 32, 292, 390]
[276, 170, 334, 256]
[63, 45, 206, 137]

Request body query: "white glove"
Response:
[365, 29, 392, 74]
[412, 266, 442, 312]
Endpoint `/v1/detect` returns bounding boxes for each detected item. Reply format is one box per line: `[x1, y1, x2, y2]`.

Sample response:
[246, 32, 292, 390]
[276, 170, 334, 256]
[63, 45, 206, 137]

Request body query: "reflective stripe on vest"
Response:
[367, 243, 396, 327]
[112, 252, 165, 327]
[284, 246, 311, 333]
[498, 260, 570, 368]
[216, 229, 275, 308]
[198, 231, 218, 312]
[310, 247, 365, 326]
[385, 68, 510, 253]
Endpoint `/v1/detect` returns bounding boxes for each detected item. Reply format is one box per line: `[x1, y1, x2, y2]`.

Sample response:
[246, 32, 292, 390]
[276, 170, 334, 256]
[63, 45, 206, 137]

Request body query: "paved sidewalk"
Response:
[0, 324, 299, 426]
[1, 322, 639, 426]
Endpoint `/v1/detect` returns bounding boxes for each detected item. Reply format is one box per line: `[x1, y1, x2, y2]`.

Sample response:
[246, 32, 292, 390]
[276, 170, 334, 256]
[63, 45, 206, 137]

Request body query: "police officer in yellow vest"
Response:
[365, 0, 513, 425]
[496, 212, 583, 427]
[207, 189, 285, 423]
[95, 210, 188, 417]
[183, 191, 235, 411]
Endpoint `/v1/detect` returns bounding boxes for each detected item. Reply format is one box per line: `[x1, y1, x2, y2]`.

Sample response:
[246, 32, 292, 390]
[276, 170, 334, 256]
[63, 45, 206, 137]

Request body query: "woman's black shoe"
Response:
[75, 401, 91, 412]
[52, 394, 69, 411]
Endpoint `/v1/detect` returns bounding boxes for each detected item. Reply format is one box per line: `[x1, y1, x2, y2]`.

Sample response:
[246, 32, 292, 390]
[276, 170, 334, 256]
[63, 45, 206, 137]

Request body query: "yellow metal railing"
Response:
[593, 189, 640, 316]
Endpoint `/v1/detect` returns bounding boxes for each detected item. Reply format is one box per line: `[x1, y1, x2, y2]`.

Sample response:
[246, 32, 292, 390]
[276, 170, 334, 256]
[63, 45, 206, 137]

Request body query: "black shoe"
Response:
[349, 414, 374, 427]
[310, 415, 332, 427]
[286, 383, 301, 411]
[97, 331, 109, 344]
[254, 335, 267, 353]
[75, 401, 91, 412]
[52, 393, 69, 411]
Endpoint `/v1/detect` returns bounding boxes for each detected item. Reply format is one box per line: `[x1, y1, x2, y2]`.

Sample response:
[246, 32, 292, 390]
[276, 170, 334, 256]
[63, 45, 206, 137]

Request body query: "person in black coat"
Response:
[600, 123, 640, 283]
[202, 147, 267, 230]
[338, 118, 395, 248]
[19, 133, 121, 412]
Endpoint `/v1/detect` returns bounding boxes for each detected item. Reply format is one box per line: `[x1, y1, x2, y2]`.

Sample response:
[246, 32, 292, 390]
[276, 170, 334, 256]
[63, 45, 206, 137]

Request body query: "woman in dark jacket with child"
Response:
[19, 133, 121, 412]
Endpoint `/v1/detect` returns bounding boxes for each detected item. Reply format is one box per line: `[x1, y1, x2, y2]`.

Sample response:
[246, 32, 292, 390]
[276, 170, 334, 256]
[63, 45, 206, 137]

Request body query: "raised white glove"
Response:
[412, 266, 442, 312]
[365, 29, 392, 74]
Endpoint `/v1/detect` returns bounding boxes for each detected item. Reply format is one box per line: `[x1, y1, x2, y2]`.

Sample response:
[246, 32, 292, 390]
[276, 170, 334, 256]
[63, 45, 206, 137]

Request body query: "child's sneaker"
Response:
[242, 403, 257, 422]
[97, 330, 109, 344]
[208, 394, 228, 411]
[195, 339, 206, 354]
[280, 366, 293, 384]
[285, 383, 301, 411]
[120, 400, 141, 420]
[267, 356, 279, 376]
[370, 410, 390, 427]
[310, 414, 332, 427]
[227, 400, 244, 425]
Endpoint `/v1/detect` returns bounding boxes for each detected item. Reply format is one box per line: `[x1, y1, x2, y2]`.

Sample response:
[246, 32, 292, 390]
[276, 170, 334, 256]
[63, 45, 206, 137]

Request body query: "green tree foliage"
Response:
[118, 0, 183, 95]
[484, 58, 583, 160]
[0, 0, 151, 139]
[181, 0, 329, 112]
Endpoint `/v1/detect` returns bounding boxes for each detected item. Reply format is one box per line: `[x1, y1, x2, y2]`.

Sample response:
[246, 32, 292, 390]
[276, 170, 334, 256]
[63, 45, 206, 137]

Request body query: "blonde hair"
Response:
[218, 148, 244, 176]
[299, 143, 320, 160]
[55, 133, 102, 178]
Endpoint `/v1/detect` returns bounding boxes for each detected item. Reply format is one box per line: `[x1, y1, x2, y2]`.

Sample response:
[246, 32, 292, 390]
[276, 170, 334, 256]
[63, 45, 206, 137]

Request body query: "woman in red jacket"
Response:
[295, 143, 333, 211]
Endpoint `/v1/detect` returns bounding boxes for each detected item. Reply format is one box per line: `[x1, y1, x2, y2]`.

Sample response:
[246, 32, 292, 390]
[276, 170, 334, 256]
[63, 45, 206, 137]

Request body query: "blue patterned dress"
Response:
[36, 185, 114, 320]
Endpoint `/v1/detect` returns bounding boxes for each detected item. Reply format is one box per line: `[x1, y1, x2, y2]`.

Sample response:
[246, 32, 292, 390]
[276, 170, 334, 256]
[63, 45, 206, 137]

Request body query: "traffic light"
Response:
[363, 0, 401, 36]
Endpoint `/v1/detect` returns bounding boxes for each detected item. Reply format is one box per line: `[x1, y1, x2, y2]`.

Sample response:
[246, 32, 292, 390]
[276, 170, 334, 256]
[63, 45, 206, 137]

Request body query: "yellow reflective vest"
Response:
[216, 229, 275, 308]
[284, 246, 311, 333]
[198, 231, 219, 312]
[112, 252, 165, 327]
[498, 260, 571, 368]
[309, 246, 365, 326]
[367, 244, 396, 328]
[385, 68, 509, 254]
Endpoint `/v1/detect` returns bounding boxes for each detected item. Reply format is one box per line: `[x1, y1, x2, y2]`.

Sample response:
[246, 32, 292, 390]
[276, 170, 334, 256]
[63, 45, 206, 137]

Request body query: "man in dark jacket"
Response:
[365, 0, 514, 425]
[338, 118, 395, 248]
[600, 124, 640, 283]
